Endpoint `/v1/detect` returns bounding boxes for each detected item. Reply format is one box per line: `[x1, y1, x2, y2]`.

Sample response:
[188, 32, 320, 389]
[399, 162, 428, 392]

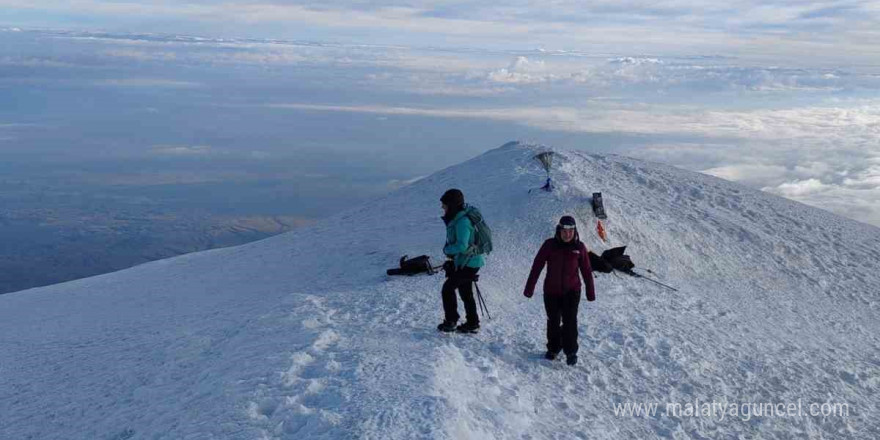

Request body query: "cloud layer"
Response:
[2, 28, 879, 227]
[265, 100, 880, 226]
[5, 0, 880, 64]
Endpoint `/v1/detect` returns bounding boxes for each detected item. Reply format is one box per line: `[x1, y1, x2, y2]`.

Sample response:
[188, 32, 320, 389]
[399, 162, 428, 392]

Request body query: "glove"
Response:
[442, 260, 455, 277]
[523, 290, 533, 299]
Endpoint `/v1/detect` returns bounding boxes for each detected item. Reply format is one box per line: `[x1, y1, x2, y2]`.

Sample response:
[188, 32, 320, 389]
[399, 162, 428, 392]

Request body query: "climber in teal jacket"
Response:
[443, 208, 485, 270]
[438, 189, 484, 333]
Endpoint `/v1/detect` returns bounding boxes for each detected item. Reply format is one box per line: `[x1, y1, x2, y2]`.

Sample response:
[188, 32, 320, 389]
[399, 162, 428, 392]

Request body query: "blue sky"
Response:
[2, 1, 880, 226]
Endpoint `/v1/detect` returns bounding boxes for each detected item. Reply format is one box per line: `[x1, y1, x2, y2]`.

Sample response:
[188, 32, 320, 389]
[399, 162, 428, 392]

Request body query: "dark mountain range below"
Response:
[0, 212, 310, 294]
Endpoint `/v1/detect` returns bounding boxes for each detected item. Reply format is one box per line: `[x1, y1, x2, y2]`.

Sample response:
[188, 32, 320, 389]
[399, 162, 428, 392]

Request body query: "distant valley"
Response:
[0, 210, 310, 294]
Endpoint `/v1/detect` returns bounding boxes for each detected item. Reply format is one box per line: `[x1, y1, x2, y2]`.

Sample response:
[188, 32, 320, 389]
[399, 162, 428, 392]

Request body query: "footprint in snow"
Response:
[246, 294, 349, 439]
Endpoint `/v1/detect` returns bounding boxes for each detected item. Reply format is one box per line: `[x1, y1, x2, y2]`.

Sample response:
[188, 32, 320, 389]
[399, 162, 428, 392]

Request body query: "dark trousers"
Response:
[441, 267, 479, 324]
[544, 290, 581, 356]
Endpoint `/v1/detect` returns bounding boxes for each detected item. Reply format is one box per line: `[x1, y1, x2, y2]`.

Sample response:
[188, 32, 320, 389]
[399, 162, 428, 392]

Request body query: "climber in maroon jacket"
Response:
[523, 215, 596, 365]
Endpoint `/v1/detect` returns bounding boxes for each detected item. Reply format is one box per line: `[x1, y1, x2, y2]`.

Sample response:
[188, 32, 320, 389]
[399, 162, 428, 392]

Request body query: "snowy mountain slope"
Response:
[1, 142, 878, 439]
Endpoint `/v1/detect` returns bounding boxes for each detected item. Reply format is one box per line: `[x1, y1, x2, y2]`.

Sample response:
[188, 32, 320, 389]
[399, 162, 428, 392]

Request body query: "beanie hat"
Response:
[555, 215, 580, 244]
[440, 188, 465, 207]
[558, 215, 577, 229]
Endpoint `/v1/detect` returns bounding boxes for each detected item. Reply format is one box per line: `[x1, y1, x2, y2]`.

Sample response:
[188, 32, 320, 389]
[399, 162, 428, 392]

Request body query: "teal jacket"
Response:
[443, 207, 486, 269]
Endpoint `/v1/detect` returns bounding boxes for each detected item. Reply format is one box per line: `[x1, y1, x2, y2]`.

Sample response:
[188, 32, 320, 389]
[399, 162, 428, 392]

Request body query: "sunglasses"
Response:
[559, 224, 577, 230]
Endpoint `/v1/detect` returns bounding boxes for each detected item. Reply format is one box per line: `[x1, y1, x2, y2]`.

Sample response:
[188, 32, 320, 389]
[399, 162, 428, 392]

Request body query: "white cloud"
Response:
[5, 1, 880, 64]
[0, 0, 215, 18]
[0, 56, 76, 67]
[263, 101, 880, 142]
[761, 175, 880, 226]
[28, 30, 880, 99]
[151, 145, 212, 156]
[249, 151, 272, 159]
[0, 123, 40, 135]
[95, 78, 205, 88]
[842, 160, 880, 189]
[103, 47, 310, 65]
[487, 56, 551, 84]
[103, 49, 179, 62]
[5, 20, 880, 227]
[400, 83, 512, 97]
[770, 178, 832, 197]
[262, 100, 880, 225]
[503, 58, 871, 93]
[703, 164, 789, 184]
[609, 57, 662, 65]
[263, 102, 584, 130]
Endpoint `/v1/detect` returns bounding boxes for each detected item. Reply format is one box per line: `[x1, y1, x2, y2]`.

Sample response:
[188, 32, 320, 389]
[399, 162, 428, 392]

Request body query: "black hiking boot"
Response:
[437, 321, 456, 332]
[566, 354, 578, 366]
[544, 351, 558, 360]
[456, 321, 480, 334]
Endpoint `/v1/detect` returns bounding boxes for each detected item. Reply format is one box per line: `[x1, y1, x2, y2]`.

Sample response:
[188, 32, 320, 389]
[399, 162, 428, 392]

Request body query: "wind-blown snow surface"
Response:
[2, 142, 879, 439]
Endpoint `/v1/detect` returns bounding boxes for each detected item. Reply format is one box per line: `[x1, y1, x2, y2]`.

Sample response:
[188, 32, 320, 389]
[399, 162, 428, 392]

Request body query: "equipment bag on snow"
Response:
[588, 251, 613, 273]
[593, 246, 679, 291]
[601, 246, 634, 272]
[463, 205, 493, 256]
[387, 255, 436, 276]
[591, 192, 607, 219]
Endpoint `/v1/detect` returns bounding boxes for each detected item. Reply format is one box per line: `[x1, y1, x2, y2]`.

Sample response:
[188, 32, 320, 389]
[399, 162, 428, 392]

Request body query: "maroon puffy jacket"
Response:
[523, 238, 596, 301]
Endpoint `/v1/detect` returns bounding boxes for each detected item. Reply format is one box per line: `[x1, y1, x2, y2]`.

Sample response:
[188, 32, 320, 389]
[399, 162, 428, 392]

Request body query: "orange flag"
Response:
[596, 220, 607, 242]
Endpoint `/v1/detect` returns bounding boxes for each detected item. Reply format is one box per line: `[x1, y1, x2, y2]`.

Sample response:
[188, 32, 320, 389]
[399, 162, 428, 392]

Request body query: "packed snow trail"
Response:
[1, 142, 878, 439]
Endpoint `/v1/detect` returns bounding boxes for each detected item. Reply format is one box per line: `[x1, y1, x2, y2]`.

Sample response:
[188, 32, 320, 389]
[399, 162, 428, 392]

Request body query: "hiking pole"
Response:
[642, 267, 668, 279]
[473, 279, 491, 320]
[640, 268, 678, 291]
[629, 270, 679, 292]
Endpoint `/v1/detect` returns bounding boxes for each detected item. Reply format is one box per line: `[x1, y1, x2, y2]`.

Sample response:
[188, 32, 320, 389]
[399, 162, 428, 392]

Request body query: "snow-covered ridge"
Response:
[2, 142, 878, 439]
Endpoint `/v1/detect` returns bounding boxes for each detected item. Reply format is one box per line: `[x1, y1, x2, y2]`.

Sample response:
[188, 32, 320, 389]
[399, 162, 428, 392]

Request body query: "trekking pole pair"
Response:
[458, 255, 491, 320]
[471, 274, 491, 320]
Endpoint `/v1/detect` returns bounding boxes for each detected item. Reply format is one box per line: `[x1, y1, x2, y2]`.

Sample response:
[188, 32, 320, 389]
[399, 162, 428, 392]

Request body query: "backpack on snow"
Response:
[588, 251, 613, 273]
[601, 246, 635, 272]
[463, 205, 493, 256]
[386, 255, 435, 276]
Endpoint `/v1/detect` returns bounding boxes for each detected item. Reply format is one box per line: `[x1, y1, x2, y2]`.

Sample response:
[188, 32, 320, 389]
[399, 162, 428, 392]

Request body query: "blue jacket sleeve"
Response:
[443, 218, 472, 256]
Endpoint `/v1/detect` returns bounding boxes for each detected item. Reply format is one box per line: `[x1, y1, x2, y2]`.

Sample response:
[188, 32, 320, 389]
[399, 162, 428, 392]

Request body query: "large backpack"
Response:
[601, 246, 634, 272]
[386, 255, 434, 276]
[463, 205, 493, 256]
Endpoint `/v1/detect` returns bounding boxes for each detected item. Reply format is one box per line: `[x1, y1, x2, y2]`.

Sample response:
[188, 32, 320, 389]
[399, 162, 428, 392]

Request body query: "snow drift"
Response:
[1, 142, 879, 439]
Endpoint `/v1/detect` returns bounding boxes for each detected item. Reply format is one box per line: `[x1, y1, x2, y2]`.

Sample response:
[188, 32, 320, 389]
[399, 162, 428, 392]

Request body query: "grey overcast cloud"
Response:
[2, 1, 880, 293]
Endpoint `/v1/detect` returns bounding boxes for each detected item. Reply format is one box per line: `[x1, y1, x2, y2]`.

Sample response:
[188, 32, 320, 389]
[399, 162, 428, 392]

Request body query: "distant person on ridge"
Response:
[437, 189, 486, 333]
[523, 216, 596, 365]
